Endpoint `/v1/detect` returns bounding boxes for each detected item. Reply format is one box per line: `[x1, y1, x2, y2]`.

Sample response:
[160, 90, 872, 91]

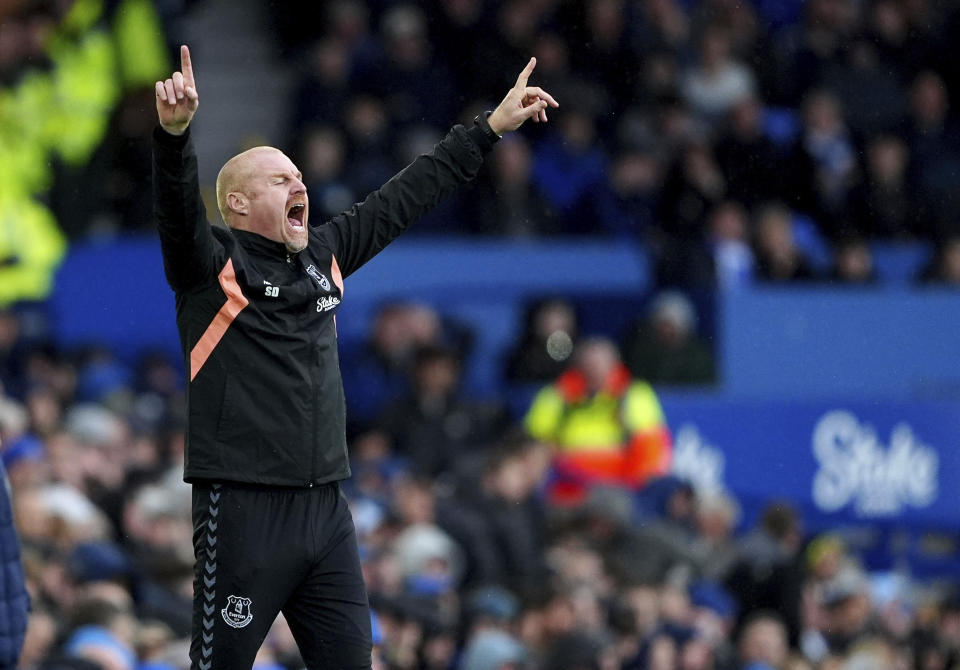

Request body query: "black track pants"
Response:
[189, 481, 372, 670]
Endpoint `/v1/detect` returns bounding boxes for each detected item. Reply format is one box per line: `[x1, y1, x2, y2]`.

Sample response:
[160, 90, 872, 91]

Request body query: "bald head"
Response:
[215, 146, 286, 225]
[214, 146, 310, 252]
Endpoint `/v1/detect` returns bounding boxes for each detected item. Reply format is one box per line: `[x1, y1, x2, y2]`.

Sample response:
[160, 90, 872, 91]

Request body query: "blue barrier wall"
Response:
[722, 288, 960, 400]
[50, 236, 180, 360]
[660, 393, 960, 576]
[659, 394, 960, 528]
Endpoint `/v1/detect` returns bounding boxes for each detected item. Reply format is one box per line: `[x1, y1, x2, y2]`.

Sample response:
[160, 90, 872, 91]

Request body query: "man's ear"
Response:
[227, 192, 248, 215]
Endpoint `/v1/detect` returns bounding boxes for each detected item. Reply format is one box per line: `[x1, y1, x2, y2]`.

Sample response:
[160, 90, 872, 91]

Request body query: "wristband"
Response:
[474, 111, 502, 144]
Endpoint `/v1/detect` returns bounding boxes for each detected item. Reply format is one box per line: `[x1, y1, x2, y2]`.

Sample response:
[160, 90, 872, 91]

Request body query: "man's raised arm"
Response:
[323, 58, 559, 279]
[152, 45, 220, 292]
[155, 44, 198, 136]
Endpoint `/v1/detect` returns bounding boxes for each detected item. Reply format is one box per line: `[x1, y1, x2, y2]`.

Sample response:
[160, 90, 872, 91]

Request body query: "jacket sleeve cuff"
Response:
[153, 125, 191, 150]
[466, 115, 498, 155]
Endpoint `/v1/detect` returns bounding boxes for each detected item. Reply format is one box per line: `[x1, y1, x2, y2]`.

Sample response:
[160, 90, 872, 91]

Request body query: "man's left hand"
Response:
[487, 57, 559, 136]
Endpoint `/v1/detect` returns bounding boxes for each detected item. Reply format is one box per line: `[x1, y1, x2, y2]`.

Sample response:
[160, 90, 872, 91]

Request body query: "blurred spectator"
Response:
[772, 0, 858, 105]
[708, 201, 756, 290]
[505, 298, 578, 384]
[426, 0, 489, 94]
[380, 346, 506, 477]
[458, 432, 550, 594]
[56, 89, 159, 237]
[753, 203, 816, 282]
[821, 37, 906, 138]
[469, 1, 549, 100]
[816, 566, 879, 656]
[655, 139, 728, 288]
[918, 237, 960, 285]
[341, 302, 442, 429]
[355, 5, 456, 131]
[298, 125, 357, 220]
[524, 337, 672, 502]
[597, 149, 662, 239]
[289, 38, 352, 138]
[848, 134, 917, 239]
[904, 70, 960, 239]
[632, 0, 690, 59]
[865, 0, 933, 85]
[459, 628, 527, 670]
[737, 610, 790, 669]
[565, 0, 635, 115]
[691, 489, 741, 582]
[725, 502, 805, 641]
[659, 141, 727, 244]
[342, 96, 396, 195]
[532, 108, 608, 235]
[829, 238, 877, 284]
[714, 96, 784, 207]
[682, 23, 756, 122]
[785, 89, 858, 232]
[21, 606, 56, 668]
[469, 136, 556, 236]
[621, 290, 716, 386]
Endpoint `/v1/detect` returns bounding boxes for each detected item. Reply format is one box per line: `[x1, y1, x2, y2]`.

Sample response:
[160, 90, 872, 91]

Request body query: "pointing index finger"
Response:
[180, 45, 195, 88]
[515, 57, 536, 89]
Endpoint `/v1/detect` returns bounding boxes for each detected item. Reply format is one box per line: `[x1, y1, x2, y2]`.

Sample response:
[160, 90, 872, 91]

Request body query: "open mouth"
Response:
[287, 203, 306, 228]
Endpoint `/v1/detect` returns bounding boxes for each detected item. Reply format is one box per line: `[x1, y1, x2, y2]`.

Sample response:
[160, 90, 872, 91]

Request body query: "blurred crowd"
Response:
[3, 0, 960, 668]
[6, 0, 960, 294]
[2, 291, 960, 670]
[262, 0, 960, 287]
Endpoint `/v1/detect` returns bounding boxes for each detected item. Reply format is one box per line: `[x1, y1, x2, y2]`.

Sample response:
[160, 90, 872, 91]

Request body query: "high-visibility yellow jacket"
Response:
[525, 364, 672, 494]
[0, 0, 166, 306]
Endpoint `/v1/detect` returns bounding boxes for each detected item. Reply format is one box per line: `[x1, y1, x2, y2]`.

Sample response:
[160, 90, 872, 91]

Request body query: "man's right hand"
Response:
[155, 45, 199, 136]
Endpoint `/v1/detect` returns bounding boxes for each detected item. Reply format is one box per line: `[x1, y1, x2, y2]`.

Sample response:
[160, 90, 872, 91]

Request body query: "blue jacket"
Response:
[0, 462, 27, 668]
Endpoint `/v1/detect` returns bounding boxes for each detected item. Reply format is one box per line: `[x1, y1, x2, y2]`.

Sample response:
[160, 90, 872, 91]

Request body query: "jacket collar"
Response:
[231, 228, 296, 258]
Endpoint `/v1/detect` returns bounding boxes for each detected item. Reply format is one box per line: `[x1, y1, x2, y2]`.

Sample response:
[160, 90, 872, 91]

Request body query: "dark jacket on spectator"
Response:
[0, 462, 28, 667]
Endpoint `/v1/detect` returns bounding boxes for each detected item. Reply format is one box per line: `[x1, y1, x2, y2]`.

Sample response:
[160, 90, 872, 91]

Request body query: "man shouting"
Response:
[153, 45, 557, 670]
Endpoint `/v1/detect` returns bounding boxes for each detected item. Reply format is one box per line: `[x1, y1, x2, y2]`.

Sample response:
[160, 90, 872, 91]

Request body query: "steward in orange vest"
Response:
[524, 338, 672, 502]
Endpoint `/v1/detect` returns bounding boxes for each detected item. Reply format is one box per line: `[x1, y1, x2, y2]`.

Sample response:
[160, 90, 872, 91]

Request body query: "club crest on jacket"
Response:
[305, 264, 330, 291]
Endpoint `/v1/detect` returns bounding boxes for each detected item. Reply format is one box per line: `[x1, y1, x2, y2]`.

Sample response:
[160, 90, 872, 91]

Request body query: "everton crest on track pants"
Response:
[189, 481, 372, 670]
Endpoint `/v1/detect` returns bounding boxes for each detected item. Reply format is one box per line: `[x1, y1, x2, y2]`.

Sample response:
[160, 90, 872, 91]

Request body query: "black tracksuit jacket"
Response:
[152, 121, 494, 487]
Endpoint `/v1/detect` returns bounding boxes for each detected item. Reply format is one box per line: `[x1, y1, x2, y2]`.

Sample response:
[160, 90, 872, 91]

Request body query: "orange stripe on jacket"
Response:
[190, 259, 249, 381]
[331, 254, 344, 296]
